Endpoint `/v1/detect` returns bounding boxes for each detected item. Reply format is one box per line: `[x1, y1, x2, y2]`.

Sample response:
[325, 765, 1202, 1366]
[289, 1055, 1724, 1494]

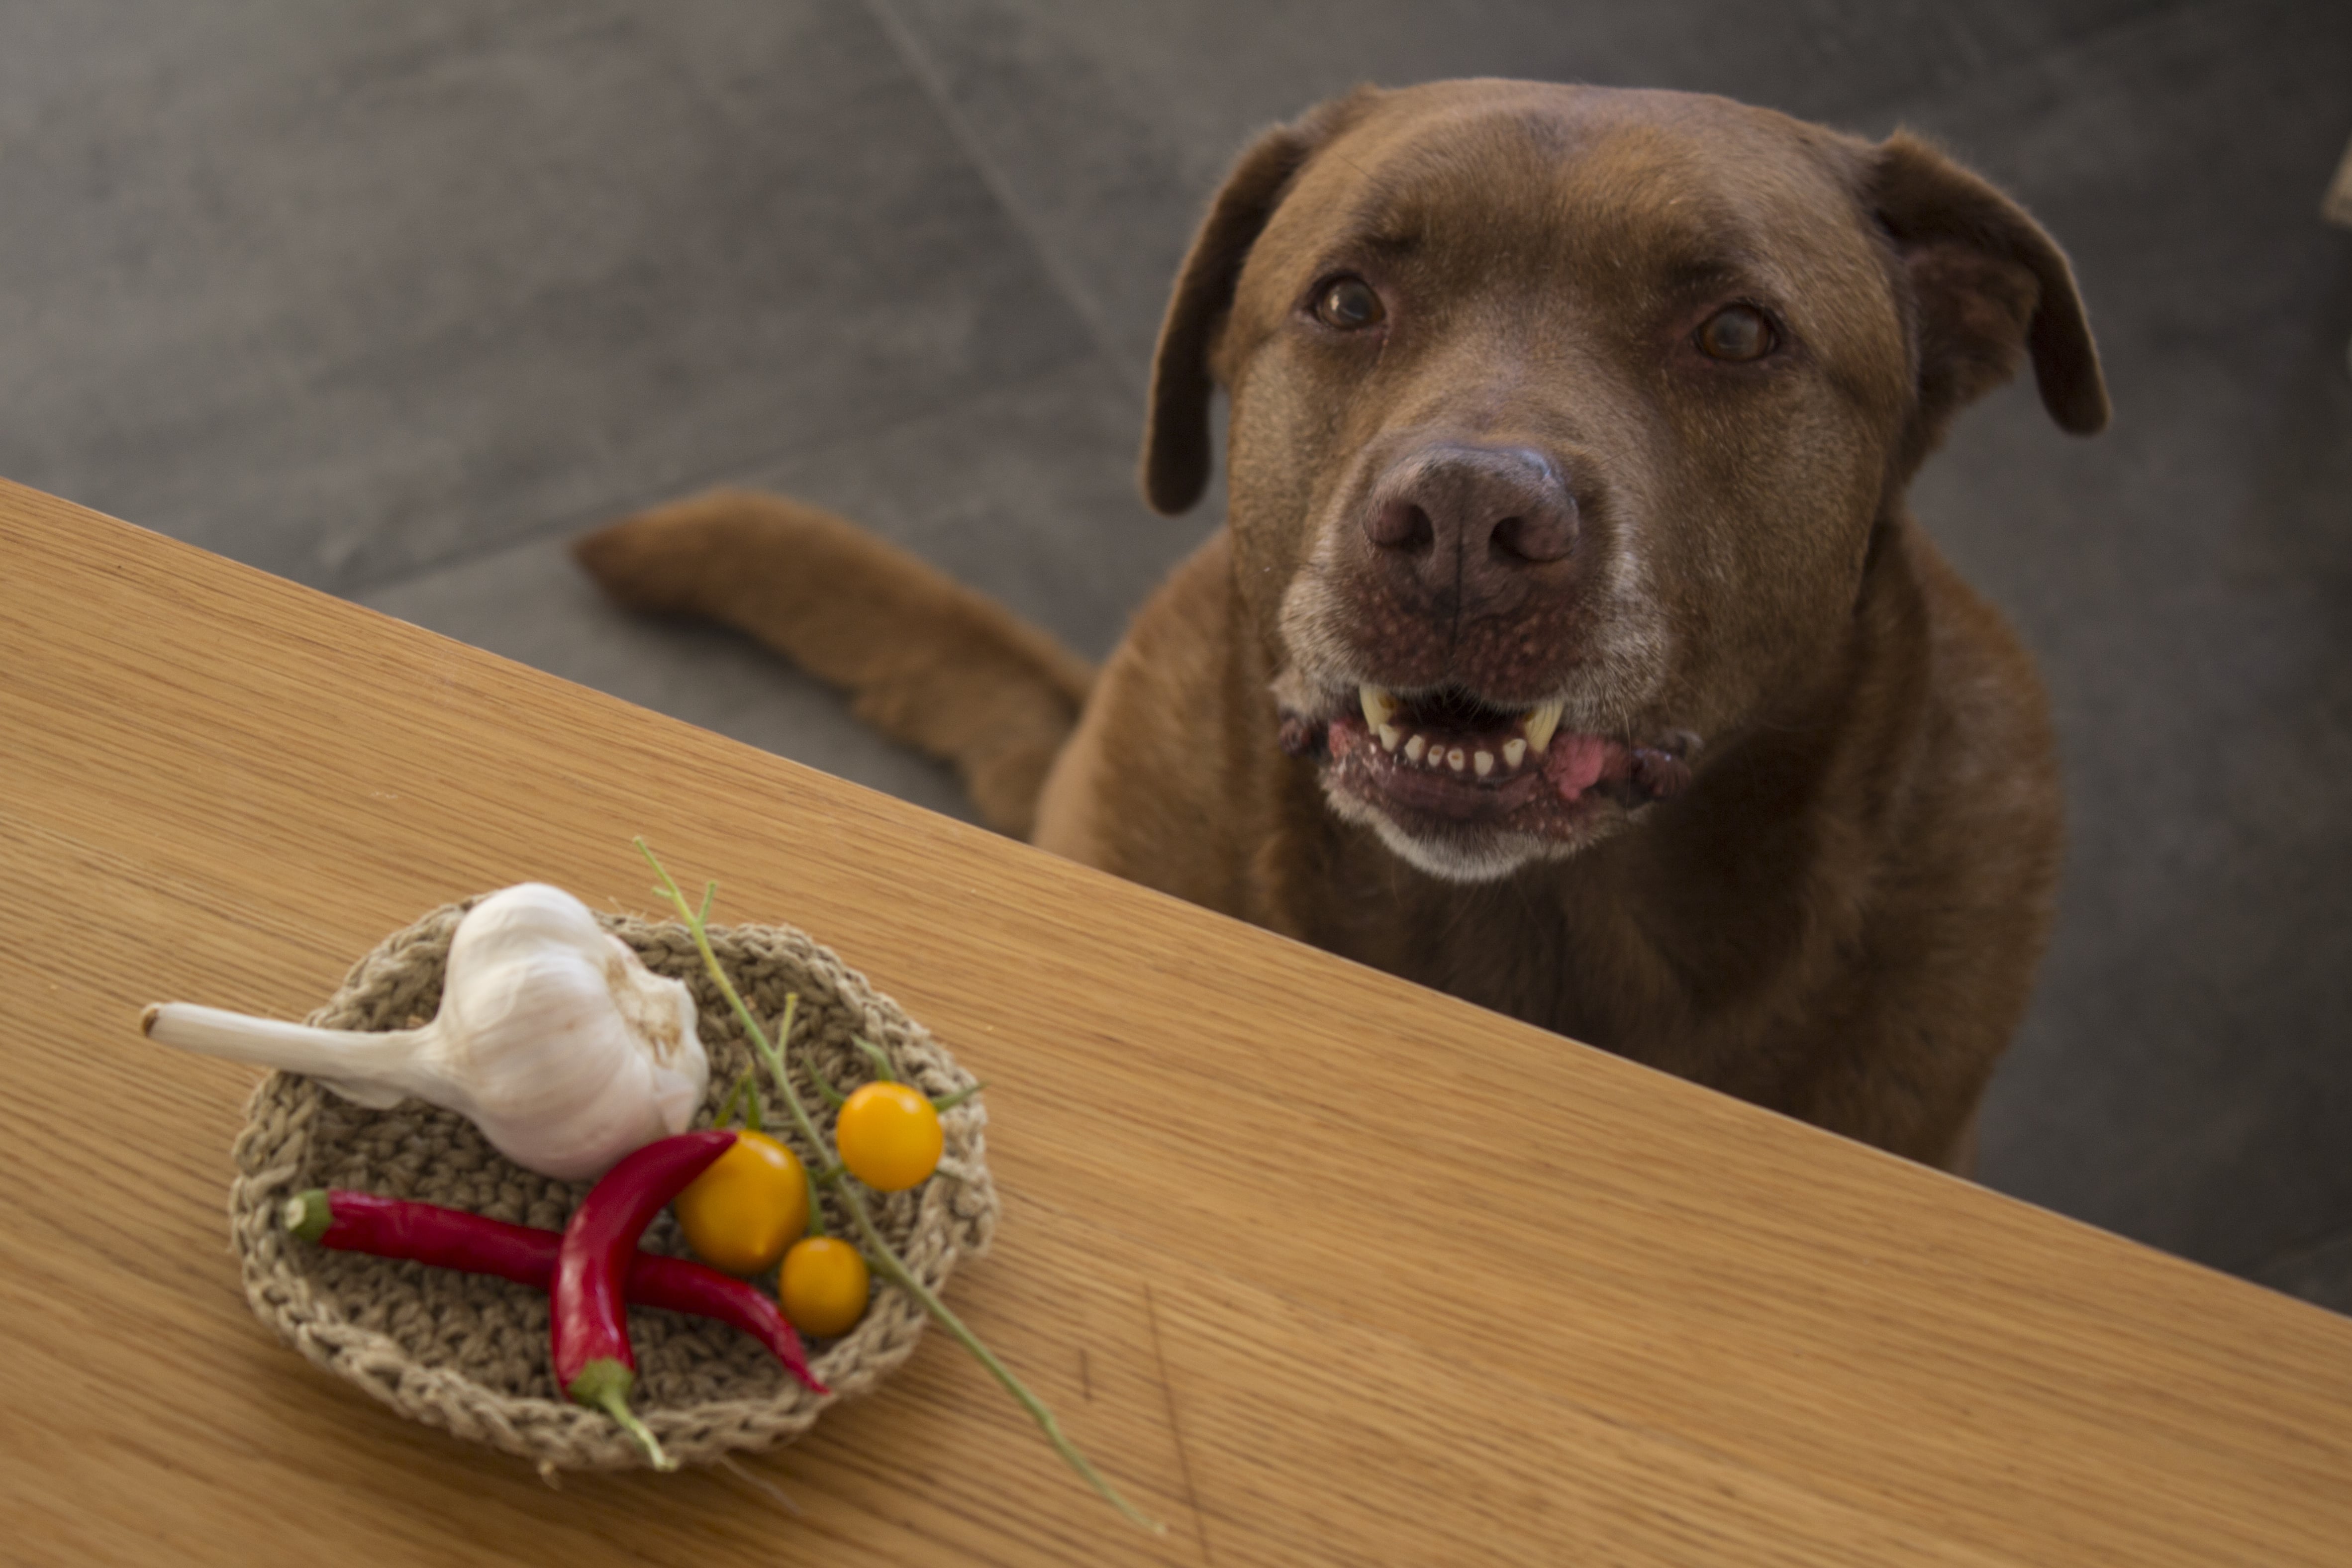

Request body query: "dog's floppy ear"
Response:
[1141, 94, 1367, 515]
[1868, 131, 2109, 447]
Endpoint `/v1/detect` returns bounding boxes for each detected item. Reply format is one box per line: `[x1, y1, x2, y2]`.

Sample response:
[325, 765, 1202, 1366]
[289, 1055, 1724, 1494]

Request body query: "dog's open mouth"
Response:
[1290, 683, 1693, 843]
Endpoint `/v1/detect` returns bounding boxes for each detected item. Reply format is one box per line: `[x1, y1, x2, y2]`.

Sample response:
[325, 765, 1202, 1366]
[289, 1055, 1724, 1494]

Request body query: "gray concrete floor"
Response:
[6, 2, 2349, 1309]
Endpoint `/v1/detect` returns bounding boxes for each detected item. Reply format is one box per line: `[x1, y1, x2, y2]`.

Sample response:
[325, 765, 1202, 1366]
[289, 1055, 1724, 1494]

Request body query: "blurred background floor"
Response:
[4, 1, 2348, 1309]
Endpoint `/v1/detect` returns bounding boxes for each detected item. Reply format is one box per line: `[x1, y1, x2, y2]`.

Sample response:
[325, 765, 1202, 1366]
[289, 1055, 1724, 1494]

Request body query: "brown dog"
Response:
[576, 80, 2107, 1172]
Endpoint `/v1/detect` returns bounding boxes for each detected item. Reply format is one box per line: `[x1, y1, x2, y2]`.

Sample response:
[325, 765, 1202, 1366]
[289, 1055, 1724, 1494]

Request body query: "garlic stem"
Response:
[142, 1003, 422, 1107]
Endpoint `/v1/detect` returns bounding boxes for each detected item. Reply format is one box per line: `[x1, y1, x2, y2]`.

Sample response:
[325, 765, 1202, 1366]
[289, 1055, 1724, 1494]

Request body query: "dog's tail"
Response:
[573, 490, 1092, 839]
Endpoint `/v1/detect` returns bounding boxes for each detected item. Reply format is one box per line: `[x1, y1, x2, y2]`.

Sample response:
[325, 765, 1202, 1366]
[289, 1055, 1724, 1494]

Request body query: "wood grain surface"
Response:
[2, 476, 2347, 1566]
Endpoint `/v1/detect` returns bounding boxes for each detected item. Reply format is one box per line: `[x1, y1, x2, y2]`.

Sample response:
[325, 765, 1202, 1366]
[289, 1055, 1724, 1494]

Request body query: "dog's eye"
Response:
[1312, 276, 1385, 331]
[1696, 304, 1774, 362]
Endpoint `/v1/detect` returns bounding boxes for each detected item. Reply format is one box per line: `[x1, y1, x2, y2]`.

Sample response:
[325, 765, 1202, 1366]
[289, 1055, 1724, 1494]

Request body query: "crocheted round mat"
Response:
[228, 899, 997, 1472]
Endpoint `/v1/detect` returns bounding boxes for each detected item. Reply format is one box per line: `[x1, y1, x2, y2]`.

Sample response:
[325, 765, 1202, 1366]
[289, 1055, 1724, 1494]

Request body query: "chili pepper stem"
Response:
[284, 1189, 333, 1242]
[634, 839, 1164, 1536]
[570, 1359, 673, 1471]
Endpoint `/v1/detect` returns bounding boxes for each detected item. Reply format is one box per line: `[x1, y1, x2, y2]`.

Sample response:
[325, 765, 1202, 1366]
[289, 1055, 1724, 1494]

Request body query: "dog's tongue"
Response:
[1544, 733, 1612, 799]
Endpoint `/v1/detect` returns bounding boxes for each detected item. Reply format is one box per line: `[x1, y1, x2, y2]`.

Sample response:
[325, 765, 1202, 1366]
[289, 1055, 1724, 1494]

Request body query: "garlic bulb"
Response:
[142, 883, 709, 1180]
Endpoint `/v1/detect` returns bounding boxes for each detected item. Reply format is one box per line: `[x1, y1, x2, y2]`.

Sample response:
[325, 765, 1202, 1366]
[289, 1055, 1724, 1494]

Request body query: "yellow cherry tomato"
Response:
[834, 1080, 944, 1192]
[780, 1236, 870, 1338]
[673, 1130, 809, 1274]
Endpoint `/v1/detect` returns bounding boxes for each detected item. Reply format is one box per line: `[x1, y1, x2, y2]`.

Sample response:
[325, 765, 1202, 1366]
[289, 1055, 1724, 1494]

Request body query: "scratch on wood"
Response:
[1142, 1281, 1213, 1564]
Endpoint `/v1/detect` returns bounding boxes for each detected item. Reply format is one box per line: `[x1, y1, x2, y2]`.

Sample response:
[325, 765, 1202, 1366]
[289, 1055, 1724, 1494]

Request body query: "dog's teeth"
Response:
[1473, 750, 1494, 778]
[1359, 683, 1398, 730]
[1403, 734, 1426, 764]
[1521, 700, 1564, 757]
[1377, 723, 1400, 751]
[1447, 746, 1467, 773]
[1503, 738, 1528, 770]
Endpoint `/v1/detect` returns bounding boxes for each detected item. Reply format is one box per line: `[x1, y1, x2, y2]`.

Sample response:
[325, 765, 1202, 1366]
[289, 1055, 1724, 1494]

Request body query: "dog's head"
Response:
[1141, 81, 2105, 882]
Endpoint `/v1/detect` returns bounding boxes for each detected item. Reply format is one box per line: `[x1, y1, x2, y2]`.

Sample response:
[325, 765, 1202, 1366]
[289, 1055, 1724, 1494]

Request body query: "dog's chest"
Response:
[1258, 824, 1628, 1046]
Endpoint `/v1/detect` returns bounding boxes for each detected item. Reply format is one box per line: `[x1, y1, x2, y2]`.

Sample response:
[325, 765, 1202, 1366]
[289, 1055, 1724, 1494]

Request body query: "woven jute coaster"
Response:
[227, 899, 997, 1472]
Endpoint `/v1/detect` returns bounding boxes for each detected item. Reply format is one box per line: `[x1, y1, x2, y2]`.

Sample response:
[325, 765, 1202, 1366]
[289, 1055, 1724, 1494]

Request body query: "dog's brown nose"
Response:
[1361, 444, 1576, 615]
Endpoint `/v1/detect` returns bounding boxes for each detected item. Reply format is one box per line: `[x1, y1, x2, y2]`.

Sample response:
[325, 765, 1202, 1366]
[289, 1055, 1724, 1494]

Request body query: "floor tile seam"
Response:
[858, 0, 1147, 403]
[332, 344, 1123, 602]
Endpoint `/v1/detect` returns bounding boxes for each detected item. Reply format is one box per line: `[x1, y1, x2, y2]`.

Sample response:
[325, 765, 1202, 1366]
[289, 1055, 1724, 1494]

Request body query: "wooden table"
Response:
[2, 477, 2346, 1566]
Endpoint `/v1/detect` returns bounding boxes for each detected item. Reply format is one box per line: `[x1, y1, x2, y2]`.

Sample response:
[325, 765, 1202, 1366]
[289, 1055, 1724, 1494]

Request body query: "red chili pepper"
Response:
[282, 1188, 826, 1397]
[549, 1129, 739, 1467]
